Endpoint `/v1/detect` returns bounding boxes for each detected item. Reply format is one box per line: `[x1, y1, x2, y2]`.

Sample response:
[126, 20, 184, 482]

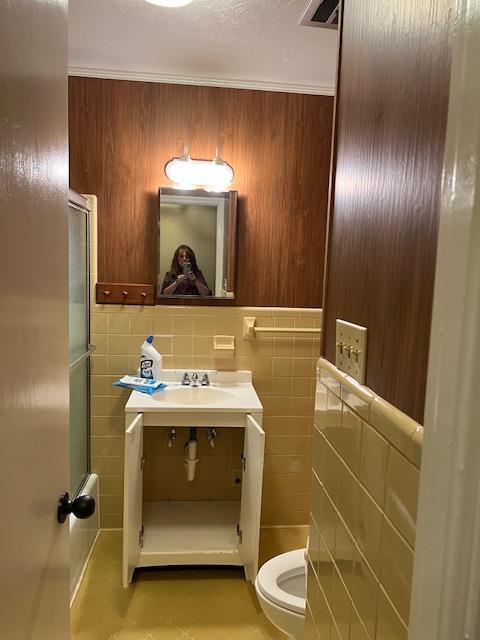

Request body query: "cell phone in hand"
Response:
[182, 262, 192, 276]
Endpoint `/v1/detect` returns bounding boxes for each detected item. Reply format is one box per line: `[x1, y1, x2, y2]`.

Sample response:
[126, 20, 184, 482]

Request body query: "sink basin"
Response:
[153, 386, 236, 406]
[125, 370, 263, 418]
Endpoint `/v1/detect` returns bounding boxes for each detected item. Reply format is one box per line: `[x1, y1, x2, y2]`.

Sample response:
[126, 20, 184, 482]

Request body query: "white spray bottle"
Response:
[140, 335, 163, 380]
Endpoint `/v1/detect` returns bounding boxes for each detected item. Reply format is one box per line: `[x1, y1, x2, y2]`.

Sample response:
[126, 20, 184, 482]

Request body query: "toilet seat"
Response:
[256, 548, 306, 615]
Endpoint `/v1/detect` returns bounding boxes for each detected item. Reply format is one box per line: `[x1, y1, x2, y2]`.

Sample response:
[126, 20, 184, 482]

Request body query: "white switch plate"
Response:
[335, 319, 367, 384]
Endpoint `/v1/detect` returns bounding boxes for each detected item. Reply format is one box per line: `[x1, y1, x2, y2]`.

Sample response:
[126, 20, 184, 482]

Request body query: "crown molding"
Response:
[67, 66, 335, 97]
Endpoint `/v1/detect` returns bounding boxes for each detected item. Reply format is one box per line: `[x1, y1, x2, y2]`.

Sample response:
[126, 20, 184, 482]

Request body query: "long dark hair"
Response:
[169, 244, 200, 277]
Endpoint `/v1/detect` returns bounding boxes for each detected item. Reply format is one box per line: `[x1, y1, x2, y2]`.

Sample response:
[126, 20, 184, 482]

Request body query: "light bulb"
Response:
[165, 153, 234, 190]
[165, 157, 193, 186]
[145, 0, 194, 7]
[210, 157, 234, 186]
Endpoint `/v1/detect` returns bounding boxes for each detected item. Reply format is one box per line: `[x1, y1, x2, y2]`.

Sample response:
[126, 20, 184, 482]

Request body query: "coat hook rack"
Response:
[95, 283, 155, 306]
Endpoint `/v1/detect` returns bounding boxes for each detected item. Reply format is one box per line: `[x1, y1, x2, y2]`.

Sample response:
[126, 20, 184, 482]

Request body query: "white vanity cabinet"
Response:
[121, 371, 265, 588]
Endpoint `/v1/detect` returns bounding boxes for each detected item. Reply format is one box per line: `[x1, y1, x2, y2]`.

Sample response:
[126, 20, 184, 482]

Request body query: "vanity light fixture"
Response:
[145, 0, 194, 7]
[164, 147, 234, 192]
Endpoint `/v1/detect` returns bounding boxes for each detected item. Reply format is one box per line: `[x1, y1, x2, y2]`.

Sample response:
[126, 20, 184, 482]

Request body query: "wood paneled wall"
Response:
[323, 0, 454, 422]
[69, 77, 333, 307]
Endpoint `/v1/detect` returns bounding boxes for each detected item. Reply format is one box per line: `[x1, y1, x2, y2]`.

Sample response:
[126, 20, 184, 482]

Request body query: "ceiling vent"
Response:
[300, 0, 339, 29]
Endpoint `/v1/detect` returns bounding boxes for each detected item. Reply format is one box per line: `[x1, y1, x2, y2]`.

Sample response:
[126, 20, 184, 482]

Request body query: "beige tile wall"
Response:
[306, 358, 422, 640]
[259, 525, 310, 567]
[90, 304, 321, 529]
[143, 426, 244, 502]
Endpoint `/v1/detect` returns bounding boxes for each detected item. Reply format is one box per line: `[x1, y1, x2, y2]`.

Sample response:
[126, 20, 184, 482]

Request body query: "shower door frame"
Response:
[69, 190, 92, 498]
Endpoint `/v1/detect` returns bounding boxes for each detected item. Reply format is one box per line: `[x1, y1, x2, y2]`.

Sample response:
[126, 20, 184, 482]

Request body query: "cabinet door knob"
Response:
[103, 290, 111, 296]
[122, 291, 128, 296]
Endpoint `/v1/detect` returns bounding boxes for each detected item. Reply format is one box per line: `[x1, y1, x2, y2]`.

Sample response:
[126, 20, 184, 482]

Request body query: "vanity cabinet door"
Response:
[122, 413, 144, 587]
[239, 414, 265, 582]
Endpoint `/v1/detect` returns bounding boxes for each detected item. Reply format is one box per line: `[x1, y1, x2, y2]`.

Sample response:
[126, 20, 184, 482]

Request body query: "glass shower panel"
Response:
[68, 200, 90, 496]
[69, 204, 88, 363]
[69, 358, 89, 495]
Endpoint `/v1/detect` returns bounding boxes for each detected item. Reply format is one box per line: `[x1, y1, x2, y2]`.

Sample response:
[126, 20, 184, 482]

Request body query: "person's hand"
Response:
[176, 274, 186, 284]
[187, 271, 196, 282]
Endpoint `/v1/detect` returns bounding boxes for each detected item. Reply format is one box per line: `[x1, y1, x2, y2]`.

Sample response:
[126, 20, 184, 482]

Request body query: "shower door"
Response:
[69, 191, 91, 496]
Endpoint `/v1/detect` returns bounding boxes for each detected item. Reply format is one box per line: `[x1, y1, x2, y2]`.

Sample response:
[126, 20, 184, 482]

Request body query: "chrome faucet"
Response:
[181, 372, 210, 387]
[191, 372, 199, 387]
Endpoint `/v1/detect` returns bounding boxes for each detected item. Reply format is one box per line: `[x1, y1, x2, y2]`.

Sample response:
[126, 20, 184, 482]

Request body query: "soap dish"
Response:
[213, 335, 235, 357]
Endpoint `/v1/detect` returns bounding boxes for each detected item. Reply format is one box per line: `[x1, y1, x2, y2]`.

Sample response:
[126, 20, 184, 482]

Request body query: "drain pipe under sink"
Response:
[184, 427, 199, 482]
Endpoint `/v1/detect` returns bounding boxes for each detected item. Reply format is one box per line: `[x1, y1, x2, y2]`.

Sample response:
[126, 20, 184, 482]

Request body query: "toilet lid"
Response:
[257, 549, 306, 615]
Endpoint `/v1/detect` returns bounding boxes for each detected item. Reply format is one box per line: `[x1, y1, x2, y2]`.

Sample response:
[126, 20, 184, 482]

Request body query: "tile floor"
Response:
[71, 531, 299, 640]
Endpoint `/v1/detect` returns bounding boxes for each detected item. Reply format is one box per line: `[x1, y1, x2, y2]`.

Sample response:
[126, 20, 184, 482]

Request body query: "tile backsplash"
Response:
[90, 304, 321, 529]
[142, 426, 244, 502]
[306, 358, 422, 640]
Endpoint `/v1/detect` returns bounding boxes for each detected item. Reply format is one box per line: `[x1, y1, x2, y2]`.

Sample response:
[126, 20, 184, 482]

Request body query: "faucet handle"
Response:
[182, 372, 190, 386]
[201, 373, 210, 386]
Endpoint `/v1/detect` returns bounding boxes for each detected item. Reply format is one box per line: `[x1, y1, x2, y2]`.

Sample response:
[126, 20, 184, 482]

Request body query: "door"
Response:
[409, 4, 480, 638]
[239, 414, 265, 582]
[0, 1, 70, 638]
[122, 413, 144, 587]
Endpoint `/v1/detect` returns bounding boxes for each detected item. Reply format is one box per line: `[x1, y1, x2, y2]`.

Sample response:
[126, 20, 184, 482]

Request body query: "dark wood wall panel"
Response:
[69, 77, 333, 307]
[323, 0, 454, 422]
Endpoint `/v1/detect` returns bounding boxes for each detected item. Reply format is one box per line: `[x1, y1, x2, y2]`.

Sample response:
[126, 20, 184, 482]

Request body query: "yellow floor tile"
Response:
[71, 531, 287, 640]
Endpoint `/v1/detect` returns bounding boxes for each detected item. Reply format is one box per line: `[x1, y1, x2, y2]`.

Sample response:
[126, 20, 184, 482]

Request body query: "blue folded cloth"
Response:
[113, 376, 167, 395]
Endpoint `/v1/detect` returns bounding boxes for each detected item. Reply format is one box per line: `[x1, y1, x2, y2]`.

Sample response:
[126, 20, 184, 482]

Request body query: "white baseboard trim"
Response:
[70, 530, 100, 607]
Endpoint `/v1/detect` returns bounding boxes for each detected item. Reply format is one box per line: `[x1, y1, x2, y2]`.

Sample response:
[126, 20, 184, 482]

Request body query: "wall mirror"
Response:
[158, 188, 238, 304]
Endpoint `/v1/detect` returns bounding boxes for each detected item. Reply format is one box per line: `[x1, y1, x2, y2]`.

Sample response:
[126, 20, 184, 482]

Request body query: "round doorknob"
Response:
[57, 492, 96, 524]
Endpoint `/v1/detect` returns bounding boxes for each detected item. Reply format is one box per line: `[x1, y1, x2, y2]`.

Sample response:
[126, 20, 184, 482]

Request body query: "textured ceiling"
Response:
[68, 0, 338, 94]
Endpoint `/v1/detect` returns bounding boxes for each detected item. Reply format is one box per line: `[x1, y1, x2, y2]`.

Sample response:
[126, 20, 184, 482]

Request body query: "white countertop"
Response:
[125, 370, 263, 414]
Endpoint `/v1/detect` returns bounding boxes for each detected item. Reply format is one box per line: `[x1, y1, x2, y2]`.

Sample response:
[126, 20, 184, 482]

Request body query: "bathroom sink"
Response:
[125, 369, 263, 417]
[153, 386, 235, 405]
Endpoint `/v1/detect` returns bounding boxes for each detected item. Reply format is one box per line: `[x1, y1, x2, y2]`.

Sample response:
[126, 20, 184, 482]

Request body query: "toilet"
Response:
[255, 548, 306, 639]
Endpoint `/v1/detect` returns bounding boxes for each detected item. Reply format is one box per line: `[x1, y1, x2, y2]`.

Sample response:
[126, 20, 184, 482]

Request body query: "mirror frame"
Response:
[157, 187, 238, 306]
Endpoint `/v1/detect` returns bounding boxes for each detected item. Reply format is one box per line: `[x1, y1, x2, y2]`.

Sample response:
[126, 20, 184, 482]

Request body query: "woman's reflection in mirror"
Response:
[161, 244, 212, 296]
